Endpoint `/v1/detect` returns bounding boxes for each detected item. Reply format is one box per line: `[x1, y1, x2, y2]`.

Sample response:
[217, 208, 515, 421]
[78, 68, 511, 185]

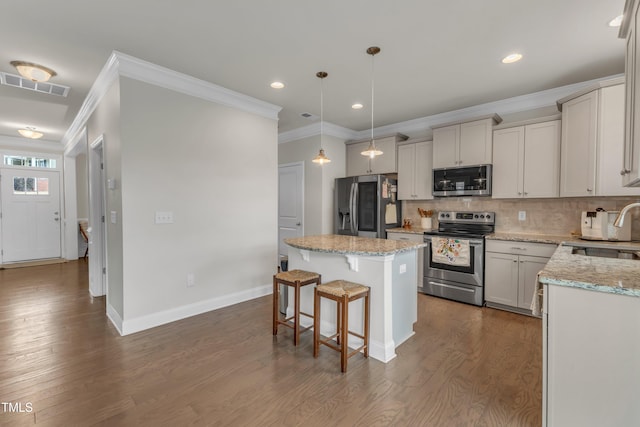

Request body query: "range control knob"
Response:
[474, 214, 479, 219]
[486, 214, 491, 219]
[445, 214, 450, 218]
[480, 214, 485, 219]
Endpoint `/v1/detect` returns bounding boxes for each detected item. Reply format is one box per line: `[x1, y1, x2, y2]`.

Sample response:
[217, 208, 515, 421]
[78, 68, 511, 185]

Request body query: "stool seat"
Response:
[274, 269, 320, 283]
[316, 280, 369, 298]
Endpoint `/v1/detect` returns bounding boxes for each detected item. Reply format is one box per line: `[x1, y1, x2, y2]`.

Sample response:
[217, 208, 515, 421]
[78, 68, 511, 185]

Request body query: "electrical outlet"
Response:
[399, 264, 407, 274]
[187, 273, 195, 287]
[155, 211, 174, 224]
[518, 211, 526, 221]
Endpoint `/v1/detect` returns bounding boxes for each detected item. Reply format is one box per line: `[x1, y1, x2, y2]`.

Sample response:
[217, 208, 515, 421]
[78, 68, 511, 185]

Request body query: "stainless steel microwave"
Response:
[433, 164, 492, 197]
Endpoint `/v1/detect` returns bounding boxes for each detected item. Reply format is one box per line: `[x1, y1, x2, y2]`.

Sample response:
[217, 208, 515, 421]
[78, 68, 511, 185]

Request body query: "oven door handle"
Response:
[428, 281, 475, 293]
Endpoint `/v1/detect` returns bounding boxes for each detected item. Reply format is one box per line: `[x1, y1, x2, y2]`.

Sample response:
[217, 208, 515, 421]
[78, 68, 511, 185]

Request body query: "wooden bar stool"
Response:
[273, 269, 321, 345]
[314, 280, 370, 373]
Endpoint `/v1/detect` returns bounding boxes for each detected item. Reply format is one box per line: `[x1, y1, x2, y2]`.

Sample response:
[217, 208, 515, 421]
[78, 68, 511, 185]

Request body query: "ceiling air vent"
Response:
[0, 72, 70, 97]
[300, 112, 318, 120]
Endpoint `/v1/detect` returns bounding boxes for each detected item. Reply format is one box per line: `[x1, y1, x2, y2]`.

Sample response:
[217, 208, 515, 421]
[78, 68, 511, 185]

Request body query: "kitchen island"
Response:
[285, 234, 425, 363]
[537, 241, 640, 427]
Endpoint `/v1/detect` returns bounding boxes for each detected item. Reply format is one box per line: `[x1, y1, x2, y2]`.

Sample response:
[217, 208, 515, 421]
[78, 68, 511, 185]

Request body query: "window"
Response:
[13, 176, 49, 195]
[4, 155, 57, 169]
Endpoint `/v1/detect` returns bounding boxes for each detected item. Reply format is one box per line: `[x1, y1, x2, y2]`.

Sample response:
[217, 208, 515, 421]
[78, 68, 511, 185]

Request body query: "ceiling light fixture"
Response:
[18, 126, 44, 139]
[501, 53, 523, 64]
[312, 71, 331, 165]
[361, 46, 383, 159]
[270, 81, 285, 89]
[609, 14, 623, 27]
[10, 61, 57, 82]
[352, 103, 364, 110]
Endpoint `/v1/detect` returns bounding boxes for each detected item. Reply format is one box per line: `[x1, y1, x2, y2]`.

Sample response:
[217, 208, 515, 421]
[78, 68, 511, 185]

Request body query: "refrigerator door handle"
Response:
[353, 183, 358, 234]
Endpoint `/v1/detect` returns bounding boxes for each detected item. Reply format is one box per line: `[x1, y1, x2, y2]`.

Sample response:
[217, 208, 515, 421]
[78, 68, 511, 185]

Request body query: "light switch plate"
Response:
[110, 211, 117, 224]
[518, 211, 526, 221]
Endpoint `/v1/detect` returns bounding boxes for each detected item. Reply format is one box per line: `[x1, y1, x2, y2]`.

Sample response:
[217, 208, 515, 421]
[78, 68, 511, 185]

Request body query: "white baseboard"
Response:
[107, 303, 124, 335]
[120, 284, 272, 336]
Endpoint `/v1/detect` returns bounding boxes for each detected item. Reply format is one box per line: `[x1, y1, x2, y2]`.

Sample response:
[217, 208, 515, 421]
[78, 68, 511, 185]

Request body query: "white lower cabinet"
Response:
[484, 240, 555, 315]
[543, 284, 640, 426]
[387, 232, 423, 286]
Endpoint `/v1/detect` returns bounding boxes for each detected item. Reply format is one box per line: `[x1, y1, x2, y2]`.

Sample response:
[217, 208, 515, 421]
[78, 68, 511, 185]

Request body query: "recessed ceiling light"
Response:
[270, 81, 285, 89]
[10, 61, 57, 82]
[502, 53, 523, 64]
[352, 103, 364, 110]
[18, 127, 44, 139]
[609, 14, 623, 27]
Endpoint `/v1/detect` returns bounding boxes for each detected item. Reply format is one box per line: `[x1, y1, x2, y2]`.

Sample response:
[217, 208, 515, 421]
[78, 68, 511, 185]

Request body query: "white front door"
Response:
[1, 169, 61, 262]
[278, 162, 304, 260]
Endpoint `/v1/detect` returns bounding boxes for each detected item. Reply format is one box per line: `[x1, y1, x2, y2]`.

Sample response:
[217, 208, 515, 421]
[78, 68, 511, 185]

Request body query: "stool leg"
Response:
[294, 281, 301, 346]
[272, 276, 278, 336]
[336, 299, 341, 345]
[364, 291, 370, 358]
[341, 294, 349, 373]
[314, 288, 320, 358]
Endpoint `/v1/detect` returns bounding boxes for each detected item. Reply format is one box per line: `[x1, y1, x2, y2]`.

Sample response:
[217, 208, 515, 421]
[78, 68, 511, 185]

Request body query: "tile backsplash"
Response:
[403, 196, 640, 239]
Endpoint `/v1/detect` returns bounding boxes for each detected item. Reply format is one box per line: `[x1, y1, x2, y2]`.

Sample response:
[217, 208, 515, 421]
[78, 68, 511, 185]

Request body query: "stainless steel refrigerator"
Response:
[334, 174, 401, 238]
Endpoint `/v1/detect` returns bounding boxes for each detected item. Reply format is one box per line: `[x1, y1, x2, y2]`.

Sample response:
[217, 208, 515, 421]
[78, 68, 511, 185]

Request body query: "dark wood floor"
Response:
[0, 261, 542, 426]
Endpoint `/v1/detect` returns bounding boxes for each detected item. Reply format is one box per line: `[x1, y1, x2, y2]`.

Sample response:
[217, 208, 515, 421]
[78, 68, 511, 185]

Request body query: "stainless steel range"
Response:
[421, 211, 495, 306]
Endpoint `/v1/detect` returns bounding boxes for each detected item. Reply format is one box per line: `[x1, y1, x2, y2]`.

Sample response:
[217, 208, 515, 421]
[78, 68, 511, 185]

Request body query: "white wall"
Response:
[278, 134, 346, 235]
[117, 77, 278, 326]
[75, 153, 89, 219]
[86, 80, 124, 318]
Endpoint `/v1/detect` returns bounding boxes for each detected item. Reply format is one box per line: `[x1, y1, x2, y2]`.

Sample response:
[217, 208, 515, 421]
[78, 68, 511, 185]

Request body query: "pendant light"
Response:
[361, 46, 383, 158]
[312, 71, 331, 165]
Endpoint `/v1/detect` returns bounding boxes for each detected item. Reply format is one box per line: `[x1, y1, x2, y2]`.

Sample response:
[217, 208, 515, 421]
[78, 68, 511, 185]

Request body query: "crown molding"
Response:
[63, 51, 282, 152]
[278, 121, 359, 144]
[279, 73, 624, 143]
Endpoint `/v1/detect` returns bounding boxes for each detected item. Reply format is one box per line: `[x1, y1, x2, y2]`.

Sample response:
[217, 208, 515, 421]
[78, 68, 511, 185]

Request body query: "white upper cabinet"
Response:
[620, 0, 640, 187]
[397, 141, 433, 200]
[492, 120, 560, 199]
[432, 115, 501, 168]
[558, 79, 640, 197]
[346, 134, 407, 176]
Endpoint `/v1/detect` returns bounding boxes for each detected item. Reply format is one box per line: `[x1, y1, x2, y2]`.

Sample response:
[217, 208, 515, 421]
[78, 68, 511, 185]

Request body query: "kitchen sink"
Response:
[569, 246, 640, 260]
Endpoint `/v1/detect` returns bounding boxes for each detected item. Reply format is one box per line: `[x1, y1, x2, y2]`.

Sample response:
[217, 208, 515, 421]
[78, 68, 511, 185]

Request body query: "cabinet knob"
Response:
[524, 192, 528, 196]
[513, 260, 518, 263]
[587, 188, 593, 192]
[517, 192, 522, 195]
[620, 169, 631, 175]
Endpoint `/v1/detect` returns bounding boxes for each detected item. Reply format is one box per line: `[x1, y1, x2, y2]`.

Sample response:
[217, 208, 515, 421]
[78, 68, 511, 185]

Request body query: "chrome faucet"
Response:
[614, 202, 640, 227]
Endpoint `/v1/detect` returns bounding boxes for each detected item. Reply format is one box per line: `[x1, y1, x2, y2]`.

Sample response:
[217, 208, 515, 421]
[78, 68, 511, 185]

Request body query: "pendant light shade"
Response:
[361, 46, 383, 158]
[312, 71, 331, 165]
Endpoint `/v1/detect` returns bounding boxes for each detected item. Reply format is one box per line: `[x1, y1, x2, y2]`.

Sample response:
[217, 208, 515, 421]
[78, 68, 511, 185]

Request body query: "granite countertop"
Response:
[538, 242, 640, 297]
[486, 232, 582, 245]
[285, 234, 426, 256]
[386, 227, 432, 235]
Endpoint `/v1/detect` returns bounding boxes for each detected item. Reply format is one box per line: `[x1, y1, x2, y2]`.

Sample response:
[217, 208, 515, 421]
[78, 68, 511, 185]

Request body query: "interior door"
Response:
[1, 169, 61, 262]
[278, 163, 303, 261]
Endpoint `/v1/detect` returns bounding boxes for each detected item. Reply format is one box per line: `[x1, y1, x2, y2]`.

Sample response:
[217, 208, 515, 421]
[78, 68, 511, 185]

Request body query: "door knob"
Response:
[54, 218, 59, 222]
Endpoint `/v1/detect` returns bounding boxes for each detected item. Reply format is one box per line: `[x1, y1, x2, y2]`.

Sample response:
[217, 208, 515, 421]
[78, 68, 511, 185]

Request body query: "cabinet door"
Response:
[626, 2, 640, 187]
[485, 252, 518, 306]
[387, 232, 424, 287]
[346, 141, 370, 176]
[460, 119, 493, 166]
[523, 121, 560, 198]
[492, 127, 524, 198]
[397, 144, 415, 199]
[560, 91, 598, 197]
[623, 17, 636, 186]
[414, 141, 433, 199]
[597, 84, 640, 195]
[433, 125, 459, 168]
[517, 255, 548, 310]
[371, 136, 398, 174]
